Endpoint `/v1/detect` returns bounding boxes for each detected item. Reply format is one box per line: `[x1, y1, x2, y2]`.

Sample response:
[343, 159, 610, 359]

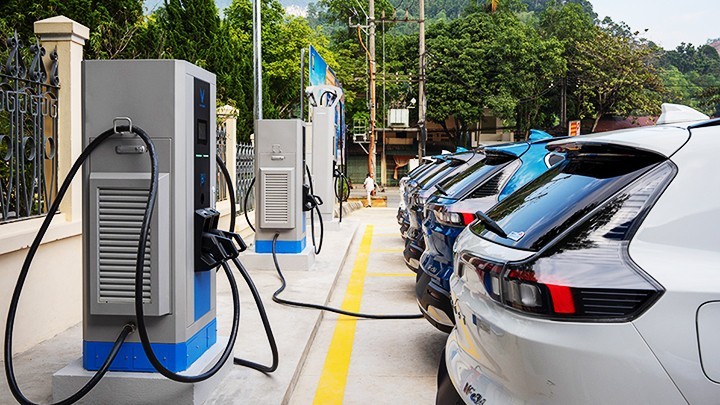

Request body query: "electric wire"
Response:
[3, 126, 145, 405]
[128, 125, 240, 384]
[217, 157, 279, 374]
[270, 234, 423, 320]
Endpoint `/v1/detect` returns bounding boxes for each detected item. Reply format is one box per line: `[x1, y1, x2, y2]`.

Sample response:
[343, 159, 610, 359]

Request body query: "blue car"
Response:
[402, 150, 486, 270]
[398, 149, 470, 239]
[416, 130, 564, 332]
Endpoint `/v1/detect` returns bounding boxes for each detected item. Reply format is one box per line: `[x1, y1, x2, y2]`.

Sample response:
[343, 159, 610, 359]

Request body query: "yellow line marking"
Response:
[371, 248, 404, 253]
[313, 225, 374, 404]
[366, 272, 415, 277]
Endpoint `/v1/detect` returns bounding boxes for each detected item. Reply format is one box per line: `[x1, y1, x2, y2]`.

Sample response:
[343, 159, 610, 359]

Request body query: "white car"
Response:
[439, 105, 720, 404]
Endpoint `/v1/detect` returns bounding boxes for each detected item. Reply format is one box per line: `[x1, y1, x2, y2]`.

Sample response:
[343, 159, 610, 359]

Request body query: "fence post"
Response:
[34, 16, 89, 222]
[218, 105, 238, 198]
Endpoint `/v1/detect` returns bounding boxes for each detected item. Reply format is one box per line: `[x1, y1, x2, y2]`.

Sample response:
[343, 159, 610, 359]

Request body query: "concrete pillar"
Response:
[34, 16, 89, 222]
[218, 105, 238, 199]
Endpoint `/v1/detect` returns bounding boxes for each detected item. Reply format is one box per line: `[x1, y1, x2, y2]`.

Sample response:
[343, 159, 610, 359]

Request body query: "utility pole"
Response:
[418, 0, 426, 161]
[368, 0, 377, 178]
[253, 0, 262, 123]
[560, 77, 567, 132]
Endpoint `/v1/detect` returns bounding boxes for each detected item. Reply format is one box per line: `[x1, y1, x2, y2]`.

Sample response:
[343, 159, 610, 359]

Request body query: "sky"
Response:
[144, 0, 719, 50]
[591, 0, 718, 49]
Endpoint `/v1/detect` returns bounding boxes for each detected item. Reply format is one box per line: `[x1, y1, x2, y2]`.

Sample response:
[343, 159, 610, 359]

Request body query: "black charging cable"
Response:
[127, 126, 240, 384]
[243, 176, 256, 233]
[305, 165, 324, 255]
[270, 233, 423, 320]
[217, 156, 279, 374]
[4, 127, 146, 405]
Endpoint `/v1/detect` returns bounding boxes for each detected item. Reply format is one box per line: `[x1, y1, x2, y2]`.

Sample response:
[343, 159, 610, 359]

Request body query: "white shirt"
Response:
[363, 176, 375, 192]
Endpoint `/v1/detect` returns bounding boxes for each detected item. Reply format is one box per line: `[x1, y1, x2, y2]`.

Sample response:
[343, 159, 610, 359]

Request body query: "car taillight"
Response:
[434, 210, 475, 227]
[459, 161, 675, 322]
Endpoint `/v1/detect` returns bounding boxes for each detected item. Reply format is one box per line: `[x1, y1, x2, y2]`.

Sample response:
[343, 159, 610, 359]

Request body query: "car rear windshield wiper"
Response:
[475, 210, 507, 239]
[435, 184, 449, 196]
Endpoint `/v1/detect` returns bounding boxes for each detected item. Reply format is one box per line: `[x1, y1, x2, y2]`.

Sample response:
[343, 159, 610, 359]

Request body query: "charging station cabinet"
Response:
[254, 119, 307, 253]
[81, 60, 218, 372]
[310, 106, 336, 218]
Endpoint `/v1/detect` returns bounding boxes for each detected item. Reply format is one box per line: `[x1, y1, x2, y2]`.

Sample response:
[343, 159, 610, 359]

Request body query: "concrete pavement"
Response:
[288, 207, 446, 405]
[0, 206, 447, 404]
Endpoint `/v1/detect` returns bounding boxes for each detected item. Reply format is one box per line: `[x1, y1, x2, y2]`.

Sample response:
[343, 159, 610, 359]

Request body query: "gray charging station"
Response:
[53, 60, 230, 404]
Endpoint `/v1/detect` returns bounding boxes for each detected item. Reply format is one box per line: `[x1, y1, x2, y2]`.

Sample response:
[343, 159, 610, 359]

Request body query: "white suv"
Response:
[439, 105, 720, 404]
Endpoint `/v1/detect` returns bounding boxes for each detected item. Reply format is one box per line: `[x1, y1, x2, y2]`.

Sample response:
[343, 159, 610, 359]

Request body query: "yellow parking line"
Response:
[367, 272, 415, 277]
[372, 248, 404, 253]
[313, 225, 374, 404]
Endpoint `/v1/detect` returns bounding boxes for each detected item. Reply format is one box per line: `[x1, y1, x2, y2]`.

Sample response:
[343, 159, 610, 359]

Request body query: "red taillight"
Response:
[457, 162, 675, 322]
[545, 284, 575, 314]
[461, 213, 476, 226]
[434, 209, 475, 226]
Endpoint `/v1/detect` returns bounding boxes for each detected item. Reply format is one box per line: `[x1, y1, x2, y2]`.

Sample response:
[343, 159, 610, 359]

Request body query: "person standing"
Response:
[363, 173, 376, 208]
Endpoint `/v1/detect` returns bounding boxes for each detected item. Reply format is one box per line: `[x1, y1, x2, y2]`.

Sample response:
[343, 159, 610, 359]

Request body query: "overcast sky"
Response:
[590, 0, 717, 49]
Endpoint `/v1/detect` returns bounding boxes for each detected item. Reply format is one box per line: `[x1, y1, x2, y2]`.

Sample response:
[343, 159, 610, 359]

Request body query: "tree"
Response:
[537, 2, 596, 128]
[424, 10, 564, 144]
[575, 21, 663, 131]
[0, 0, 145, 59]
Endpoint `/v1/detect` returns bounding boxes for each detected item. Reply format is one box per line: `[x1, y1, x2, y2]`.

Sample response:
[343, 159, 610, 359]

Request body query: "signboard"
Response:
[308, 45, 345, 161]
[568, 120, 581, 137]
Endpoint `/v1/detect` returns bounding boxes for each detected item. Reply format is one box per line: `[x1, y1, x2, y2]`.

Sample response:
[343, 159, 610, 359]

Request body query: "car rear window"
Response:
[435, 160, 505, 198]
[470, 145, 665, 251]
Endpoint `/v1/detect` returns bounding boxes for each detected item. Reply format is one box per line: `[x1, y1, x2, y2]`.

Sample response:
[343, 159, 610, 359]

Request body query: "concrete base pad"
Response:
[242, 243, 316, 271]
[52, 337, 232, 405]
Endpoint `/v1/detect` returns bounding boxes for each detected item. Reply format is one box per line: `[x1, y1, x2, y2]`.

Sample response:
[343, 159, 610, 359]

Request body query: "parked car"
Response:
[402, 150, 485, 270]
[438, 104, 720, 404]
[399, 150, 470, 239]
[398, 160, 437, 238]
[417, 130, 563, 332]
[403, 133, 560, 273]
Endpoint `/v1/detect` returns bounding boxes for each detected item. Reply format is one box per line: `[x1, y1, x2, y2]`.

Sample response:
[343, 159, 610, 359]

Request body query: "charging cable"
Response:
[217, 157, 279, 374]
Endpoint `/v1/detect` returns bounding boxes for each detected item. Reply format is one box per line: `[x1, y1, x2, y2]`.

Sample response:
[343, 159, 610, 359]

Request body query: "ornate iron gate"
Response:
[0, 33, 59, 223]
[236, 143, 254, 212]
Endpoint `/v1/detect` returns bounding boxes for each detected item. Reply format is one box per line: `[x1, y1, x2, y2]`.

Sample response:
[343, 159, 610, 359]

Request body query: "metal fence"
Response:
[236, 143, 254, 212]
[1, 33, 60, 223]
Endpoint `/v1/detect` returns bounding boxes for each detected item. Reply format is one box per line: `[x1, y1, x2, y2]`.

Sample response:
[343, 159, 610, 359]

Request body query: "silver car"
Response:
[439, 104, 720, 404]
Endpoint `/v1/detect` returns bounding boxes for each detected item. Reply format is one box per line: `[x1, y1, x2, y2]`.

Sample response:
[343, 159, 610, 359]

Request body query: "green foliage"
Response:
[425, 10, 565, 142]
[0, 0, 145, 59]
[574, 22, 663, 129]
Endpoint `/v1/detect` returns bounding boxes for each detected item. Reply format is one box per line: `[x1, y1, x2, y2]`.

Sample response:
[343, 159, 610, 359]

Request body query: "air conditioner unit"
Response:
[353, 133, 368, 143]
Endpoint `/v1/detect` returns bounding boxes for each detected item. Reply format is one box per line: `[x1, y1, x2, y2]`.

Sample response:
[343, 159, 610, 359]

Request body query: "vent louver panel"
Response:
[471, 166, 513, 199]
[97, 188, 152, 304]
[262, 170, 291, 226]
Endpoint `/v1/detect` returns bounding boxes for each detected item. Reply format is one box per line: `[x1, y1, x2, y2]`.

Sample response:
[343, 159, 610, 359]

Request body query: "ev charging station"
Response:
[51, 59, 232, 404]
[253, 119, 308, 254]
[305, 85, 344, 220]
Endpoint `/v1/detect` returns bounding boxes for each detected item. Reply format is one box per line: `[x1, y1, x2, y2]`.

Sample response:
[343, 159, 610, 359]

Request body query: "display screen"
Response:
[197, 119, 208, 144]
